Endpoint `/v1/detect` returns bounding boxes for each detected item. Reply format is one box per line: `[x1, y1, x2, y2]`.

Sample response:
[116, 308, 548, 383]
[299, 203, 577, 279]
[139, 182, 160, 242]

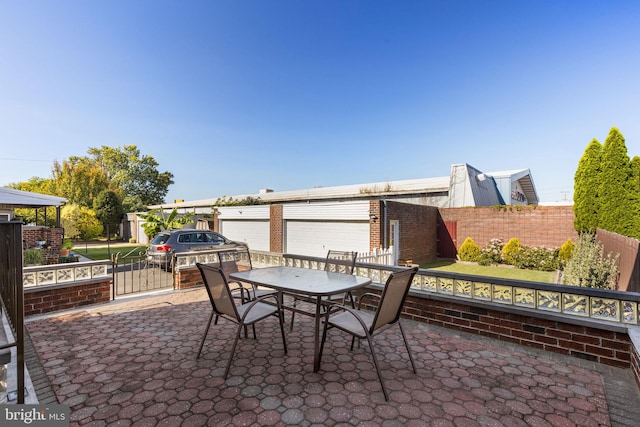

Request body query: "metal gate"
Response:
[112, 251, 174, 296]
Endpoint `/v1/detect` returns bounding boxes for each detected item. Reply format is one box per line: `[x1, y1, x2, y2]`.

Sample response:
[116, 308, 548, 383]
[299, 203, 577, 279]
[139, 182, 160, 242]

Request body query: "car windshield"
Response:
[151, 234, 170, 245]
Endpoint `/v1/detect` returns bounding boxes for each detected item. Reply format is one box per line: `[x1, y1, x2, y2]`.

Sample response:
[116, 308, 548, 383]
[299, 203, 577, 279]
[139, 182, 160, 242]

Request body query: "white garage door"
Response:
[220, 220, 270, 251]
[285, 221, 370, 258]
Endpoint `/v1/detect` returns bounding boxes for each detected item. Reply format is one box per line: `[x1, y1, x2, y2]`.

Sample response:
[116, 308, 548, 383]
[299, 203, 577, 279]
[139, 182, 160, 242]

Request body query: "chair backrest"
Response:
[217, 248, 252, 276]
[196, 263, 240, 320]
[370, 267, 418, 333]
[324, 250, 357, 274]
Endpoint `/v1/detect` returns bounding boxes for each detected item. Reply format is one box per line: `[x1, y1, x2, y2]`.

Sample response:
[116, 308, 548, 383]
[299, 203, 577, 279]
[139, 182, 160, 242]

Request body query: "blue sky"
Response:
[2, 1, 640, 204]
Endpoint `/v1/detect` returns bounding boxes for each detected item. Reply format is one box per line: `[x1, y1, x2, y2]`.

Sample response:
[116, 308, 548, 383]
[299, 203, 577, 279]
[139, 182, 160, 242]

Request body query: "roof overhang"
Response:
[0, 187, 67, 209]
[486, 169, 539, 205]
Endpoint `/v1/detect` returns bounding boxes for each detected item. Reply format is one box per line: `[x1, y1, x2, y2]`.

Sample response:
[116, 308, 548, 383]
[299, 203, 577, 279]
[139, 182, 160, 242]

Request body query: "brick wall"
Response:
[176, 267, 203, 290]
[270, 205, 283, 253]
[632, 335, 640, 390]
[439, 205, 578, 249]
[24, 280, 111, 317]
[23, 227, 65, 265]
[356, 287, 632, 369]
[386, 201, 438, 265]
[175, 264, 251, 290]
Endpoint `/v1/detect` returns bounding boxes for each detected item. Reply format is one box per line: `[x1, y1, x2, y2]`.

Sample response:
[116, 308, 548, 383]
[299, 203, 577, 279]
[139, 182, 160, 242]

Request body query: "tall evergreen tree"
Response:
[93, 190, 124, 237]
[598, 127, 633, 236]
[630, 156, 640, 239]
[573, 139, 602, 233]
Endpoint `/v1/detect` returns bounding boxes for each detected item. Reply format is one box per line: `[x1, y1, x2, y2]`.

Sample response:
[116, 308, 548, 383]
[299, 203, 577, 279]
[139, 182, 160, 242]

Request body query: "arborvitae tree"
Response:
[598, 127, 634, 236]
[630, 156, 640, 239]
[573, 139, 602, 233]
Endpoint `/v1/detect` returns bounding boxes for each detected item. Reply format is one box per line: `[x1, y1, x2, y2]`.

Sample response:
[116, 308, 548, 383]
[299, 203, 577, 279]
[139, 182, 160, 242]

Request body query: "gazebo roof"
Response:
[0, 187, 67, 209]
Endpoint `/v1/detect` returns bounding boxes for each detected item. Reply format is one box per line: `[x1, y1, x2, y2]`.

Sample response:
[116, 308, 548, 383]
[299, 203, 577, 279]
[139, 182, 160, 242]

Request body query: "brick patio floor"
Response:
[24, 288, 640, 426]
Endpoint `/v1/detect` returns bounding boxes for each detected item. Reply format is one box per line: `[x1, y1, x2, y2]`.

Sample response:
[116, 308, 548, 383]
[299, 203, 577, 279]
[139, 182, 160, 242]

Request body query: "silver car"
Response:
[147, 229, 247, 269]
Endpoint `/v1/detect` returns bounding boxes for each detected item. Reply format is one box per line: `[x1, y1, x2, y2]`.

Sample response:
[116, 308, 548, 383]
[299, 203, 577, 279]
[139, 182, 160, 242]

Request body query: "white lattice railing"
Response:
[357, 247, 394, 265]
[23, 260, 111, 288]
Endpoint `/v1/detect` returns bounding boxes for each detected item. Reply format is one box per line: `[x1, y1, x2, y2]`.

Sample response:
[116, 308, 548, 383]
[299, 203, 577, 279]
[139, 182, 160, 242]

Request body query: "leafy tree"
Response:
[52, 157, 110, 207]
[61, 204, 104, 240]
[598, 127, 633, 236]
[93, 190, 124, 237]
[573, 139, 602, 233]
[138, 208, 194, 240]
[88, 145, 174, 212]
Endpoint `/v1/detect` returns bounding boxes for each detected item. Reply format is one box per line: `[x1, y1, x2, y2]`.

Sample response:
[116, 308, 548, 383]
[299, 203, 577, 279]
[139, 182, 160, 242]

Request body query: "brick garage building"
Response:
[132, 162, 569, 263]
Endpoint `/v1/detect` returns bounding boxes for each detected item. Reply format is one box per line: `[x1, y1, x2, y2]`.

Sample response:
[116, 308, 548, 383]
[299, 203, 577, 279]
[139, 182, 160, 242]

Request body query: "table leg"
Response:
[313, 295, 322, 372]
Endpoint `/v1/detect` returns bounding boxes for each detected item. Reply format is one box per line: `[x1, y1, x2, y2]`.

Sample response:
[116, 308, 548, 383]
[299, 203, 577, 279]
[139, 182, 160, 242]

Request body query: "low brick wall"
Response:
[629, 329, 640, 390]
[24, 280, 112, 317]
[176, 267, 203, 290]
[356, 286, 633, 370]
[174, 264, 251, 290]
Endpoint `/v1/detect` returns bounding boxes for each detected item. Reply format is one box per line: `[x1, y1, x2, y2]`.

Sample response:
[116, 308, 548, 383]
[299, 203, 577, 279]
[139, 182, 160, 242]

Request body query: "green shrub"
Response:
[502, 238, 522, 266]
[512, 246, 560, 271]
[61, 238, 74, 250]
[478, 238, 503, 265]
[457, 237, 481, 262]
[24, 248, 43, 265]
[563, 233, 619, 289]
[558, 239, 574, 267]
[129, 237, 137, 244]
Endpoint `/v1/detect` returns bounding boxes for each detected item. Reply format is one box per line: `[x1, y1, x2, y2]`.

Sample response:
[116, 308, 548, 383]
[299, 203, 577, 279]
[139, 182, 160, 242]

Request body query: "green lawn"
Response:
[421, 260, 558, 283]
[73, 244, 148, 261]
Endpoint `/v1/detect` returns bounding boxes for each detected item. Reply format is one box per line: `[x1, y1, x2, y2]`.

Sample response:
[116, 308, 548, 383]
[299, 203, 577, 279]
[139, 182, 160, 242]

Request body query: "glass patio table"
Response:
[230, 266, 371, 372]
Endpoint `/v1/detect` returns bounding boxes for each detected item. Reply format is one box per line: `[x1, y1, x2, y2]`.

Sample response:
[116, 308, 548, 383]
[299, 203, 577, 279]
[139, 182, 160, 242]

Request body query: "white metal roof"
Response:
[150, 176, 451, 209]
[0, 187, 67, 208]
[148, 165, 539, 210]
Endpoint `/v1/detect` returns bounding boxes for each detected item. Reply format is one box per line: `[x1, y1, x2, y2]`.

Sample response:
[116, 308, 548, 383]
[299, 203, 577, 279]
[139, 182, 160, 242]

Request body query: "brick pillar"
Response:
[369, 201, 382, 250]
[270, 204, 283, 253]
[212, 208, 220, 233]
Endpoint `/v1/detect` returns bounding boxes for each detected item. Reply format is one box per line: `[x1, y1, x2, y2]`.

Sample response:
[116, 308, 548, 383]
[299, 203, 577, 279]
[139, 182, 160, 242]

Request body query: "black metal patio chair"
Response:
[196, 263, 288, 379]
[318, 266, 419, 401]
[218, 248, 278, 302]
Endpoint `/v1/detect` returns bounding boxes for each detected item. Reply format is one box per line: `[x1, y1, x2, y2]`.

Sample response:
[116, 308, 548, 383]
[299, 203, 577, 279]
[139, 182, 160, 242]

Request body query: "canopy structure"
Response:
[0, 187, 67, 225]
[0, 187, 67, 208]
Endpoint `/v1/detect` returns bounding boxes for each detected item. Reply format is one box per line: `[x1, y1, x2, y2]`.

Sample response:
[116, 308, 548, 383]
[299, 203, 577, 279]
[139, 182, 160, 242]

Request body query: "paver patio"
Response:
[23, 287, 640, 426]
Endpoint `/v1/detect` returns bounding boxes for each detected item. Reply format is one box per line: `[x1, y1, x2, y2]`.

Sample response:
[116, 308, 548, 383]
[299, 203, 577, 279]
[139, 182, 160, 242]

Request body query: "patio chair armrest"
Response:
[357, 292, 380, 309]
[228, 281, 252, 302]
[323, 303, 369, 334]
[254, 292, 280, 305]
[239, 292, 282, 322]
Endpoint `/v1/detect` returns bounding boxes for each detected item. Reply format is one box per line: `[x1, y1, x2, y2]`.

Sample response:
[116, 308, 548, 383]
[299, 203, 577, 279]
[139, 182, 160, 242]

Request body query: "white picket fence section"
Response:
[357, 247, 395, 265]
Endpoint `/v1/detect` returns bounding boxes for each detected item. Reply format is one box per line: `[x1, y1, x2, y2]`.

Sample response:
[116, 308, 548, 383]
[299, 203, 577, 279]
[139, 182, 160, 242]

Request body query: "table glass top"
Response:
[230, 266, 371, 296]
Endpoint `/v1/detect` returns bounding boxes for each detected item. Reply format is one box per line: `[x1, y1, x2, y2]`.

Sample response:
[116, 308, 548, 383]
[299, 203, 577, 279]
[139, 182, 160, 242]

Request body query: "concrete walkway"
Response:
[24, 288, 640, 426]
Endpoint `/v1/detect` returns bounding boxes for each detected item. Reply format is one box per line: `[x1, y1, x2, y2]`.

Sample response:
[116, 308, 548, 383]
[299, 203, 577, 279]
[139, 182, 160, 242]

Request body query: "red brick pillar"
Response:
[270, 204, 283, 253]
